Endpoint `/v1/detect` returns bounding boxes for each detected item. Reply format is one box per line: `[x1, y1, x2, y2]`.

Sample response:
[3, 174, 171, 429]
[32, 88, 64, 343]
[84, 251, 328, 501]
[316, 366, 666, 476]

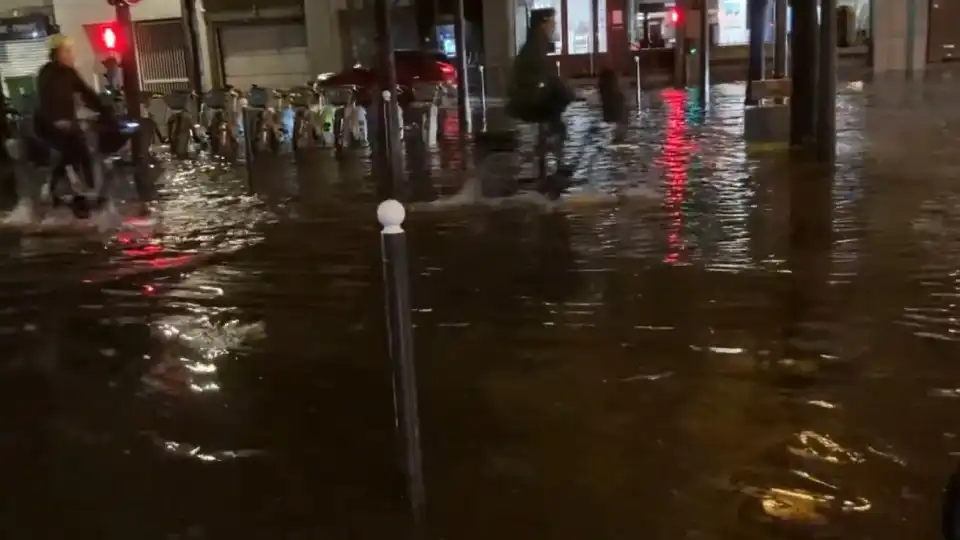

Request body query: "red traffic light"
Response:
[101, 26, 117, 50]
[669, 9, 679, 23]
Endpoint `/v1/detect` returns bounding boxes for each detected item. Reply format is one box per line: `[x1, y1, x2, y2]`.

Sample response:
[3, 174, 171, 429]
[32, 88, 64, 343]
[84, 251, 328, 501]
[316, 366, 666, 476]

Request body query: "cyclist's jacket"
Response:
[35, 61, 107, 126]
[507, 32, 573, 123]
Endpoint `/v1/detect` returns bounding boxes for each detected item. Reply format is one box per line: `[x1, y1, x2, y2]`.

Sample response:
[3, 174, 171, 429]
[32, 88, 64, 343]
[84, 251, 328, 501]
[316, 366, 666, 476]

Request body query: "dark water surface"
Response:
[2, 78, 960, 539]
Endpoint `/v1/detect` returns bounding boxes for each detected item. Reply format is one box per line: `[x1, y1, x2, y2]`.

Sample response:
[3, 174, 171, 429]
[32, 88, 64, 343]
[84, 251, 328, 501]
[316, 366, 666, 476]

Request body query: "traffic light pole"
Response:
[115, 0, 150, 203]
[373, 0, 402, 197]
[453, 0, 471, 136]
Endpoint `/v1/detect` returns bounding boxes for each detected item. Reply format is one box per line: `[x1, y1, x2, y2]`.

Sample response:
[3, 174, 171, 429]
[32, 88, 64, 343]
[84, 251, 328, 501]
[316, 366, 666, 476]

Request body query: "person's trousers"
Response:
[43, 128, 94, 194]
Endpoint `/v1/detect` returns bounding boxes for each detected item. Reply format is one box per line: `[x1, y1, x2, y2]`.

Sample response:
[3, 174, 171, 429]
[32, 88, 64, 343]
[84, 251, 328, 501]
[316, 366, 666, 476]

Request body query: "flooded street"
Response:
[2, 77, 960, 538]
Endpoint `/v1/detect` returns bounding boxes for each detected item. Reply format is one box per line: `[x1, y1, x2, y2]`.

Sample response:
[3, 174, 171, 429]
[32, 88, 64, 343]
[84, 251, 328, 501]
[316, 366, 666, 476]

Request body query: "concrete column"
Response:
[305, 0, 346, 75]
[481, 0, 517, 98]
[872, 0, 928, 72]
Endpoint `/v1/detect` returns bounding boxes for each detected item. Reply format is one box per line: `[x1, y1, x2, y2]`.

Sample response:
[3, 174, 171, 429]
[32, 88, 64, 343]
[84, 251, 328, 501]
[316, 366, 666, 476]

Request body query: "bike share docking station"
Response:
[406, 82, 444, 149]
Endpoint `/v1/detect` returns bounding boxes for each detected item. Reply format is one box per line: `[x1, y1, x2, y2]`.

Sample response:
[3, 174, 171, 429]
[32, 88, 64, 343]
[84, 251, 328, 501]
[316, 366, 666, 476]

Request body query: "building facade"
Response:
[0, 0, 947, 99]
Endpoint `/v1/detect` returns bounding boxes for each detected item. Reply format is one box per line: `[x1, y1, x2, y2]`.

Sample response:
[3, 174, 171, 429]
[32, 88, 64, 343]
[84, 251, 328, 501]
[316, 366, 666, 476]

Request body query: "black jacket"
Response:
[35, 61, 107, 126]
[507, 32, 572, 123]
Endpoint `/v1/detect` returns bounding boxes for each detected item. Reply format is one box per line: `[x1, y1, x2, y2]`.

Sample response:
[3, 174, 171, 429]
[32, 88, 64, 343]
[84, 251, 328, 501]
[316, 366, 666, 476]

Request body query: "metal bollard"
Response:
[556, 60, 561, 77]
[377, 199, 426, 523]
[479, 64, 487, 113]
[241, 107, 254, 192]
[634, 55, 642, 107]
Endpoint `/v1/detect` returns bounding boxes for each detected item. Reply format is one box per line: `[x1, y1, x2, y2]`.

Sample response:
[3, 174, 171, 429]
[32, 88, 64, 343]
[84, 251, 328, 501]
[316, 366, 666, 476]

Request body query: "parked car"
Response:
[316, 49, 457, 108]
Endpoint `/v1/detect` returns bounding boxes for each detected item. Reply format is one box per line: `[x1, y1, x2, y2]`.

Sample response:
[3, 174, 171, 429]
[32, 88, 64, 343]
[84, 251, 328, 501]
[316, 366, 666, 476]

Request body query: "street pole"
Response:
[453, 0, 471, 136]
[745, 0, 768, 104]
[789, 0, 817, 149]
[773, 0, 787, 78]
[114, 0, 150, 205]
[816, 0, 837, 163]
[673, 0, 687, 86]
[698, 0, 709, 107]
[181, 0, 203, 96]
[373, 0, 402, 195]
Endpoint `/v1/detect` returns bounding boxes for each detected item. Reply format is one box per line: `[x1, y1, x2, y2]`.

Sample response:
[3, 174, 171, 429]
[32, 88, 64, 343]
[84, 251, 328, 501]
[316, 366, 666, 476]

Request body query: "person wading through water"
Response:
[508, 7, 575, 198]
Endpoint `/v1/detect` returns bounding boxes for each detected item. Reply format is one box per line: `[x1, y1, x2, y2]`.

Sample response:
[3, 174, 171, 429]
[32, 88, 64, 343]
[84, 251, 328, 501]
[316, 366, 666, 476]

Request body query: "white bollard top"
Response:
[634, 56, 639, 63]
[377, 199, 406, 234]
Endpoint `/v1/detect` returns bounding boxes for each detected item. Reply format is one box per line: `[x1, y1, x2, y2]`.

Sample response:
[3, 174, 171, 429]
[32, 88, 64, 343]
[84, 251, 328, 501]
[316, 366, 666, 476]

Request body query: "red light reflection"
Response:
[659, 89, 692, 264]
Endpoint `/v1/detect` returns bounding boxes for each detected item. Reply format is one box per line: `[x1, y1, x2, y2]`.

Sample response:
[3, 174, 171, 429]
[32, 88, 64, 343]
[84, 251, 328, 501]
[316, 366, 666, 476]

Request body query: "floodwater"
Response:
[2, 75, 960, 539]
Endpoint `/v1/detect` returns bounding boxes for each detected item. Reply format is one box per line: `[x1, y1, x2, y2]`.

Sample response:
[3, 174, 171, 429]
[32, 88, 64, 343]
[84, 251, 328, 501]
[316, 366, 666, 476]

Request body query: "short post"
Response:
[634, 55, 642, 107]
[241, 106, 254, 191]
[478, 64, 487, 113]
[556, 60, 561, 77]
[377, 199, 426, 525]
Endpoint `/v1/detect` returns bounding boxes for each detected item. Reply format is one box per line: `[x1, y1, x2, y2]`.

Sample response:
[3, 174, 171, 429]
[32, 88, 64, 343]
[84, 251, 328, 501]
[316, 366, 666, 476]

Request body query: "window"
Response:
[567, 0, 592, 54]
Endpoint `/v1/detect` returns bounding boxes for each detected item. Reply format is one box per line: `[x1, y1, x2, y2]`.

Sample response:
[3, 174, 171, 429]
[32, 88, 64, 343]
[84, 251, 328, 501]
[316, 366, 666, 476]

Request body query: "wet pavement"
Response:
[2, 72, 960, 539]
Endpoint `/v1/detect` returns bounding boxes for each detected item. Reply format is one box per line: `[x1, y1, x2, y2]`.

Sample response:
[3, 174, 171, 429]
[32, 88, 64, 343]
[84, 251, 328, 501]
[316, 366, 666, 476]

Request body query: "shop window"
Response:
[566, 0, 608, 54]
[628, 1, 679, 50]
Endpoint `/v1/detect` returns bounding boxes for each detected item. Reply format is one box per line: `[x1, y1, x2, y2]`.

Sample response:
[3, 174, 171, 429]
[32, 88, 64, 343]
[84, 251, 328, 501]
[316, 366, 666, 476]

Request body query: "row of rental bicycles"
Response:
[133, 81, 447, 160]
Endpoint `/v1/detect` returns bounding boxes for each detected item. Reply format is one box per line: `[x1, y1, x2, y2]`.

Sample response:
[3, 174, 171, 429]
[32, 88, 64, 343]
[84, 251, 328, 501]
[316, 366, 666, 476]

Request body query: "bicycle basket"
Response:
[203, 89, 228, 109]
[164, 90, 191, 111]
[323, 86, 354, 107]
[287, 87, 316, 108]
[246, 87, 273, 109]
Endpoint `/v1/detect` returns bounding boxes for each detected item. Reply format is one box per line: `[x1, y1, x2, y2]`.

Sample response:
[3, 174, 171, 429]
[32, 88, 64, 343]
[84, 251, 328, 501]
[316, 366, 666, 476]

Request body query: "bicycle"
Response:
[6, 112, 141, 222]
[245, 86, 284, 155]
[475, 116, 633, 201]
[202, 87, 240, 158]
[164, 89, 198, 158]
[288, 85, 321, 151]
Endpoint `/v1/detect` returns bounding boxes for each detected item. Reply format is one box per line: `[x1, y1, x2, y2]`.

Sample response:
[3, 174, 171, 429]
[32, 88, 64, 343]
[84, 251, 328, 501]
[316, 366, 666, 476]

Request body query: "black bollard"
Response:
[815, 0, 837, 163]
[943, 464, 960, 540]
[377, 199, 426, 526]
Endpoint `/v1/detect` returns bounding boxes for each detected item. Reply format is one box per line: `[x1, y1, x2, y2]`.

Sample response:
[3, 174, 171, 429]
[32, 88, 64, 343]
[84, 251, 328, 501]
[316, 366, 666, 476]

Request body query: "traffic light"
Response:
[670, 9, 679, 23]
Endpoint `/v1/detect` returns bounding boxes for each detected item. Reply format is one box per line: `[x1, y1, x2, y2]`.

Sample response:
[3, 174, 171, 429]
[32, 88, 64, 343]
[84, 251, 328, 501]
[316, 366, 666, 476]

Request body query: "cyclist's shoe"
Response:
[69, 195, 92, 220]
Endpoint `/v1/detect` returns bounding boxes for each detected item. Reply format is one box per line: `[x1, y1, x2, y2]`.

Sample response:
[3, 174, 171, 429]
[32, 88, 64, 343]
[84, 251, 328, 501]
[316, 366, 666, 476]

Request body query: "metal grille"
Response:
[134, 19, 190, 94]
[0, 39, 48, 114]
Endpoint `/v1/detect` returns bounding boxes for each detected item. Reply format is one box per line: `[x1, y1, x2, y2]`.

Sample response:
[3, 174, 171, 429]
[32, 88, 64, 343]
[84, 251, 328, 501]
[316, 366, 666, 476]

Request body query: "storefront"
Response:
[0, 14, 58, 113]
[511, 0, 871, 77]
[514, 0, 609, 78]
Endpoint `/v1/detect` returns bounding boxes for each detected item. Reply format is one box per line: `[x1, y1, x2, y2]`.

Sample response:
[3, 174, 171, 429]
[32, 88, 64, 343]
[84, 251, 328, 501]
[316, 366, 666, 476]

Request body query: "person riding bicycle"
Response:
[35, 33, 115, 212]
[507, 7, 574, 180]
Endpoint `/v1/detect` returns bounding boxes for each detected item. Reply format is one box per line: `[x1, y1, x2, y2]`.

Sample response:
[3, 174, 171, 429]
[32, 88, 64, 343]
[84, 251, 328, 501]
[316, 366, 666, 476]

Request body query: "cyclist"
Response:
[35, 33, 115, 216]
[508, 7, 574, 186]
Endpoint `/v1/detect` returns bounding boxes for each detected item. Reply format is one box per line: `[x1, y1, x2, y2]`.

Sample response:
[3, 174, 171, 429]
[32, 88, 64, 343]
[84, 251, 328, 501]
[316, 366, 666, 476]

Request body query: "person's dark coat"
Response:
[507, 31, 573, 123]
[35, 61, 108, 130]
